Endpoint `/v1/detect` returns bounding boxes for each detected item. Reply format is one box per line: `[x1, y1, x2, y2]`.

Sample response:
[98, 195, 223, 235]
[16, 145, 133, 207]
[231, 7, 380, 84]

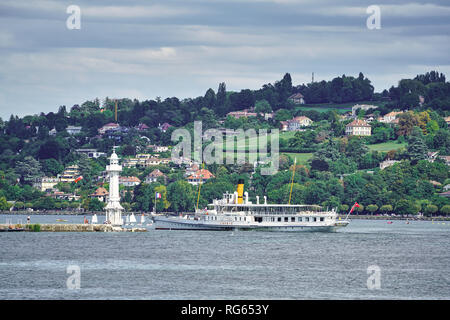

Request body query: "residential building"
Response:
[186, 169, 215, 185]
[379, 160, 400, 170]
[280, 116, 313, 131]
[150, 145, 169, 153]
[445, 116, 450, 126]
[352, 104, 378, 116]
[49, 128, 57, 136]
[90, 187, 109, 202]
[145, 169, 167, 184]
[345, 119, 372, 136]
[66, 126, 82, 135]
[119, 176, 141, 187]
[158, 122, 172, 132]
[288, 93, 305, 104]
[379, 111, 404, 124]
[227, 109, 257, 119]
[33, 177, 60, 192]
[135, 123, 150, 131]
[75, 149, 107, 159]
[58, 165, 80, 183]
[98, 123, 120, 135]
[45, 191, 80, 201]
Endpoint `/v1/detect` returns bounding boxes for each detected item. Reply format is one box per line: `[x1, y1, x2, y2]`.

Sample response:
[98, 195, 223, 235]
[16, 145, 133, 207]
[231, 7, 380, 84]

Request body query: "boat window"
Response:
[284, 217, 288, 222]
[305, 217, 309, 222]
[291, 217, 295, 222]
[320, 217, 324, 222]
[313, 217, 317, 222]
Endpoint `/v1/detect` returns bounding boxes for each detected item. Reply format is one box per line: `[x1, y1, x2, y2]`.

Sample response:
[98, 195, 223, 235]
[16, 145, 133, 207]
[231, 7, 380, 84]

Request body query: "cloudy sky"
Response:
[0, 0, 449, 119]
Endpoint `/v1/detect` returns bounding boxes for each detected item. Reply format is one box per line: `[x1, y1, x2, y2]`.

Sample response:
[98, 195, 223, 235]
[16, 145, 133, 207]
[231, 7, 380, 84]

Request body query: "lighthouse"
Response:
[105, 147, 124, 226]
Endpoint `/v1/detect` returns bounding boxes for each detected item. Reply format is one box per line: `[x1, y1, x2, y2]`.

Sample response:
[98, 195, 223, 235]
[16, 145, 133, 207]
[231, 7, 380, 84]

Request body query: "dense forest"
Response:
[0, 71, 449, 215]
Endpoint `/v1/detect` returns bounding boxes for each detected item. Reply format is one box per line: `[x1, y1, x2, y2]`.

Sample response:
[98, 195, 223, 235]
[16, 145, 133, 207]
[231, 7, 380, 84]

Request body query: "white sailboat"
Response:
[130, 213, 137, 224]
[92, 214, 98, 224]
[125, 215, 130, 225]
[140, 214, 145, 225]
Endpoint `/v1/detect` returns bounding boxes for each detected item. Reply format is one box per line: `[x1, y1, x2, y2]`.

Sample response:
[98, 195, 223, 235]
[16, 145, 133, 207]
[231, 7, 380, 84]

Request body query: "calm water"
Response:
[0, 214, 449, 300]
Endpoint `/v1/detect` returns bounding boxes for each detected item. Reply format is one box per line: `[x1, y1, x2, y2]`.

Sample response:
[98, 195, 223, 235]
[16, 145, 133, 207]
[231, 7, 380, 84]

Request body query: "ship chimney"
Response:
[244, 192, 249, 204]
[256, 196, 260, 205]
[237, 179, 244, 204]
[264, 196, 267, 204]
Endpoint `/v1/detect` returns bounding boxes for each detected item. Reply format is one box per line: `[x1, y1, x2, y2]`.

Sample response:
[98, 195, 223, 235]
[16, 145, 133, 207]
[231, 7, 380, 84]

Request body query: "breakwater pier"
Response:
[0, 223, 146, 232]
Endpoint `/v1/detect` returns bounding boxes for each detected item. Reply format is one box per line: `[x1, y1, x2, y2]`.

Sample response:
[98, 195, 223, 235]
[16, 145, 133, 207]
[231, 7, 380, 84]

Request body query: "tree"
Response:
[424, 204, 438, 217]
[255, 100, 272, 115]
[167, 180, 194, 212]
[88, 198, 105, 212]
[15, 156, 43, 184]
[366, 204, 378, 215]
[440, 205, 450, 216]
[406, 127, 428, 164]
[0, 196, 11, 211]
[395, 199, 419, 216]
[380, 204, 393, 214]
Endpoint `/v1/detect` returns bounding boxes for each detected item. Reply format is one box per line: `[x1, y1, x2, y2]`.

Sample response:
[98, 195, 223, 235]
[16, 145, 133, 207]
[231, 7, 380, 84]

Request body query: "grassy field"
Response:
[282, 152, 313, 165]
[295, 100, 386, 114]
[367, 141, 407, 152]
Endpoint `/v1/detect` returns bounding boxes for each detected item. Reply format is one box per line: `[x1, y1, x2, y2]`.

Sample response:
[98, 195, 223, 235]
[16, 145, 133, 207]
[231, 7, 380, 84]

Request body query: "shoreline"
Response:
[1, 211, 449, 221]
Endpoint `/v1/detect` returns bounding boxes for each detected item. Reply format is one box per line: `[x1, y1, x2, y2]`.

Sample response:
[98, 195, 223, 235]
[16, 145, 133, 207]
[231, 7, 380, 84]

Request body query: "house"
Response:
[439, 155, 450, 166]
[145, 169, 167, 184]
[158, 122, 172, 133]
[45, 191, 80, 201]
[185, 164, 200, 177]
[352, 104, 378, 116]
[226, 109, 257, 119]
[33, 177, 60, 192]
[98, 123, 120, 135]
[49, 128, 57, 136]
[66, 126, 82, 135]
[288, 93, 305, 104]
[119, 176, 141, 187]
[443, 185, 450, 191]
[135, 123, 150, 131]
[379, 111, 404, 124]
[379, 160, 400, 170]
[186, 169, 215, 185]
[345, 119, 371, 136]
[280, 116, 313, 131]
[90, 187, 109, 202]
[58, 165, 81, 183]
[445, 116, 450, 126]
[75, 149, 107, 159]
[149, 145, 169, 153]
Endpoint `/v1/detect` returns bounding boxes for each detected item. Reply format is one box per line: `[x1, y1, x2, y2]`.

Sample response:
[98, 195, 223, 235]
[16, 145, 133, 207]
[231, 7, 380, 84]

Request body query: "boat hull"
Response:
[153, 216, 347, 232]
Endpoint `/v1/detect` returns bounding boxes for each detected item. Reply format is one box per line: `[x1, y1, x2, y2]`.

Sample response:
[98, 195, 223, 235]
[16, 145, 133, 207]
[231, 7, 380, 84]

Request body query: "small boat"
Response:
[387, 221, 393, 224]
[140, 214, 145, 225]
[92, 214, 98, 224]
[125, 215, 130, 225]
[56, 219, 67, 222]
[130, 213, 137, 224]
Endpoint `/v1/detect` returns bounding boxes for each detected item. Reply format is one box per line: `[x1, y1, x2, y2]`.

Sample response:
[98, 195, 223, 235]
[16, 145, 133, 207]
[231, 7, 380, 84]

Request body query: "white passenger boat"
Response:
[153, 180, 349, 232]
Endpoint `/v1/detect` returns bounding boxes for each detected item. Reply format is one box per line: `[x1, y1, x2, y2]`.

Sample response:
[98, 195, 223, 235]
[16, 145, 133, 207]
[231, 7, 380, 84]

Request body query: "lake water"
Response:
[0, 214, 449, 300]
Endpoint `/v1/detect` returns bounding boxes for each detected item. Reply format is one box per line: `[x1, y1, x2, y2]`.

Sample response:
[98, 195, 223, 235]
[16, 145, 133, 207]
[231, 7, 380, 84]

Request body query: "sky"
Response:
[0, 0, 449, 119]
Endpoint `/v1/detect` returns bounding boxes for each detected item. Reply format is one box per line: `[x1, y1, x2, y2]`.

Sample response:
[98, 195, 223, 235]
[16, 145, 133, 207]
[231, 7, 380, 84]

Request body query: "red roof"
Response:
[346, 119, 371, 127]
[187, 169, 215, 180]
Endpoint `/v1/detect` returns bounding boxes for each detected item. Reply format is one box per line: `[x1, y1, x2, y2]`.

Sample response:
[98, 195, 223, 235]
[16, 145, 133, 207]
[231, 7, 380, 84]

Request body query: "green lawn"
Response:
[368, 142, 407, 152]
[282, 152, 313, 165]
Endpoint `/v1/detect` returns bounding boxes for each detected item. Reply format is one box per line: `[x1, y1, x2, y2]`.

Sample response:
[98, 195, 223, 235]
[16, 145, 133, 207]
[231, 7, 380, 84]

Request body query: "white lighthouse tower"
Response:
[105, 147, 124, 226]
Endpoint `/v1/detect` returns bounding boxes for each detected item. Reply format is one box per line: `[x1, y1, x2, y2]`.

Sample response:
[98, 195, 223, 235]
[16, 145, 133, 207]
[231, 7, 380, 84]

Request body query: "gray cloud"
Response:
[0, 0, 450, 119]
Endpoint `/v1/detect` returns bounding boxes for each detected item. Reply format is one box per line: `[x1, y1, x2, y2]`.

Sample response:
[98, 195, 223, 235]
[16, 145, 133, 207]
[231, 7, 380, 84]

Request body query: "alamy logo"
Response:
[171, 121, 279, 175]
[66, 5, 81, 30]
[66, 265, 81, 289]
[367, 265, 381, 290]
[366, 5, 381, 30]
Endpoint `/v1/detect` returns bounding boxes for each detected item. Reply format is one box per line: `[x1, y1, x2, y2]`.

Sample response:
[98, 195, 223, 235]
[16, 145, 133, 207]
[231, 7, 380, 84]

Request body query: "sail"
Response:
[140, 214, 145, 224]
[126, 215, 130, 224]
[92, 214, 98, 224]
[130, 213, 137, 223]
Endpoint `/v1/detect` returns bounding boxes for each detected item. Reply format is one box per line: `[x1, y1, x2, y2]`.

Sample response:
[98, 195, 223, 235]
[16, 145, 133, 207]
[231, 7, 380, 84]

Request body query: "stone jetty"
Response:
[0, 223, 146, 232]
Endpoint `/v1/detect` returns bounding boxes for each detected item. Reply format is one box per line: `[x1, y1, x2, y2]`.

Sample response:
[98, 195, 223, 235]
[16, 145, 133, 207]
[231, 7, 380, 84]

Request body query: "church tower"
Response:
[105, 147, 124, 225]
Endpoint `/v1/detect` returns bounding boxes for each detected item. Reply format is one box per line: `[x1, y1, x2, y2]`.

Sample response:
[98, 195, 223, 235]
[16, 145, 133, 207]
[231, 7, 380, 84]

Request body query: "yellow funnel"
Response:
[237, 179, 244, 204]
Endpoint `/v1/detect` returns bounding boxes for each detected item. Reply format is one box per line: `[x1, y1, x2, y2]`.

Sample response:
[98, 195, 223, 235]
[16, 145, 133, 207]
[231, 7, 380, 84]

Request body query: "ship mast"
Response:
[288, 158, 297, 205]
[196, 163, 205, 211]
